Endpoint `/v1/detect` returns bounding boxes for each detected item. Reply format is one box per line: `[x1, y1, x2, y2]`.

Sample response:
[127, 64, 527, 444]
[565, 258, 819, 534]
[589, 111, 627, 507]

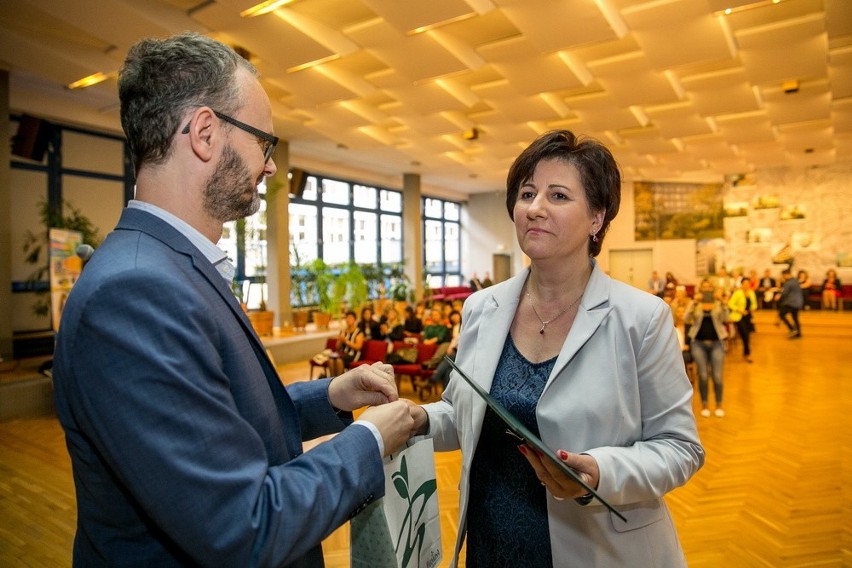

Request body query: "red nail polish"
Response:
[558, 450, 568, 460]
[518, 445, 527, 455]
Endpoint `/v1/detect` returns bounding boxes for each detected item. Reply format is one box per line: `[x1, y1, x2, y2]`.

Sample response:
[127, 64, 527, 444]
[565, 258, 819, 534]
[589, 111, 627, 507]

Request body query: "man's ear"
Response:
[185, 107, 216, 163]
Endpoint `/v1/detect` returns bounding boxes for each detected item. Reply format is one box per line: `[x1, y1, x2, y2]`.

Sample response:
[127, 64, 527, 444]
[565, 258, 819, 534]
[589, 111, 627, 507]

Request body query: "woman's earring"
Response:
[591, 233, 599, 243]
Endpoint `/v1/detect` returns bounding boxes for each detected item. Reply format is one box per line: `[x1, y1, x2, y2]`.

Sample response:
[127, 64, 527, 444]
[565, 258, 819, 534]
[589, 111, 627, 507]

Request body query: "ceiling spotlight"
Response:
[240, 0, 295, 18]
[66, 71, 114, 90]
[782, 80, 799, 94]
[463, 128, 479, 141]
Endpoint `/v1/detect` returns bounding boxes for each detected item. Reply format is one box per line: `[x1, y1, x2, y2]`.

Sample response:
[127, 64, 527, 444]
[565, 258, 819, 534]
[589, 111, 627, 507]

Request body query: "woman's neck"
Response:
[527, 259, 592, 302]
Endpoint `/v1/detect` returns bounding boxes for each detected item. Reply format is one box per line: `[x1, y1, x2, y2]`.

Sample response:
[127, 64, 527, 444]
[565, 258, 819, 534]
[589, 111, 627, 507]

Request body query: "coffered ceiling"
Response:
[1, 0, 850, 195]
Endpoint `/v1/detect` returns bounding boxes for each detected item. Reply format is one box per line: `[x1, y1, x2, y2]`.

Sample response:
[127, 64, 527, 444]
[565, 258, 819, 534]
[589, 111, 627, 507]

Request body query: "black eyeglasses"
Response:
[181, 110, 279, 163]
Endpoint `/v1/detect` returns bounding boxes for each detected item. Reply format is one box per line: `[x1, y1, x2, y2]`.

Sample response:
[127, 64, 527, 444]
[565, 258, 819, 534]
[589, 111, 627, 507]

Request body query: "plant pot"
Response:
[313, 311, 332, 330]
[292, 309, 309, 331]
[248, 310, 274, 337]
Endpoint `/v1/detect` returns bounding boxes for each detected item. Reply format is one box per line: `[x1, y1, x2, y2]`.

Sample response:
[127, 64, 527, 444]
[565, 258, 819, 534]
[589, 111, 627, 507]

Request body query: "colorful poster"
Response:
[49, 228, 83, 332]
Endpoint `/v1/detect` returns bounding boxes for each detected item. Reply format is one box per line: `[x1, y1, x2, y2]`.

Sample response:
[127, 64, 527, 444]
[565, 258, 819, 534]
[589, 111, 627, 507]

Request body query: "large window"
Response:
[220, 183, 269, 309]
[423, 197, 462, 288]
[289, 171, 404, 307]
[225, 171, 463, 309]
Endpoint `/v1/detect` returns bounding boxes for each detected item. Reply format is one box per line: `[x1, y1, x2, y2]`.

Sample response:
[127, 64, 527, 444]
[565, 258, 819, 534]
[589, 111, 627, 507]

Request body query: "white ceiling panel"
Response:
[736, 15, 828, 85]
[645, 101, 715, 139]
[358, 0, 477, 35]
[762, 80, 831, 126]
[345, 18, 470, 83]
[565, 92, 643, 131]
[682, 68, 760, 117]
[494, 0, 620, 53]
[828, 47, 852, 100]
[716, 112, 776, 144]
[491, 52, 584, 96]
[588, 52, 681, 106]
[1, 0, 847, 193]
[622, 0, 734, 70]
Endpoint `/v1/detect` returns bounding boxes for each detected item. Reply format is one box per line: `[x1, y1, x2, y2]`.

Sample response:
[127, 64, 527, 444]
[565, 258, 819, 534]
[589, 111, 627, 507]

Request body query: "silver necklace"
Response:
[526, 289, 583, 335]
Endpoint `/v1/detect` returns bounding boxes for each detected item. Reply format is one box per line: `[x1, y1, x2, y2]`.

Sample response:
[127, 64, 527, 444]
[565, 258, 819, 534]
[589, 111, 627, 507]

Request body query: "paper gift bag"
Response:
[351, 436, 442, 568]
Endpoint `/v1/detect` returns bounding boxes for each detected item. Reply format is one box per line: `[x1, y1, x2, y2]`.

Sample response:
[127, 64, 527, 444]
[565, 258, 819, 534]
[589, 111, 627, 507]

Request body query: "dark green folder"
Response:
[444, 356, 627, 522]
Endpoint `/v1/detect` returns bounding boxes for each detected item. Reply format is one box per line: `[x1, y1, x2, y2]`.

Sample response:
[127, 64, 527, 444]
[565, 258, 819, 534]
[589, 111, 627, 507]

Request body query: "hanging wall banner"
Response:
[48, 228, 83, 332]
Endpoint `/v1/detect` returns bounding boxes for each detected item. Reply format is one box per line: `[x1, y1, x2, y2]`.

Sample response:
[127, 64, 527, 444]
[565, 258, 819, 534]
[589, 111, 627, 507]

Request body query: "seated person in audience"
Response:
[378, 308, 405, 342]
[377, 303, 393, 325]
[822, 269, 842, 311]
[648, 270, 665, 297]
[403, 305, 423, 335]
[423, 309, 462, 371]
[357, 307, 381, 340]
[422, 307, 450, 345]
[330, 311, 364, 376]
[756, 269, 778, 309]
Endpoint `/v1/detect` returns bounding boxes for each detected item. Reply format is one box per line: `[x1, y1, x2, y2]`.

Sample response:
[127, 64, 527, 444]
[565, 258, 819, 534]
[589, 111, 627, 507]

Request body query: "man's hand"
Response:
[359, 400, 416, 457]
[328, 362, 398, 411]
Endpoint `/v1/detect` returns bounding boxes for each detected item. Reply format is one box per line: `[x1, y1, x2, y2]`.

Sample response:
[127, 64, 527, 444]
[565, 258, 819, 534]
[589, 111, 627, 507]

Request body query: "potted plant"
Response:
[339, 261, 369, 313]
[289, 244, 311, 331]
[389, 269, 414, 313]
[21, 199, 101, 317]
[310, 258, 336, 329]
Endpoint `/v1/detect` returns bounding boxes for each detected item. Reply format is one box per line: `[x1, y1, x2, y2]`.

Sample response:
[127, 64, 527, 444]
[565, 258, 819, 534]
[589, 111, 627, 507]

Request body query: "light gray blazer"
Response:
[424, 260, 705, 567]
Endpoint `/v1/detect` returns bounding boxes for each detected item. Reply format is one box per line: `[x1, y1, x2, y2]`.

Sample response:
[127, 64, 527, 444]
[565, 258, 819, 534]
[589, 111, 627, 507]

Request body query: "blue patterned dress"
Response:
[466, 334, 557, 567]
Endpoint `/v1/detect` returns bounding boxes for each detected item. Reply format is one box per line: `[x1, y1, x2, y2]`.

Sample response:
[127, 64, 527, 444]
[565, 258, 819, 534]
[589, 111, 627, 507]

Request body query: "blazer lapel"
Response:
[546, 260, 612, 393]
[467, 270, 527, 452]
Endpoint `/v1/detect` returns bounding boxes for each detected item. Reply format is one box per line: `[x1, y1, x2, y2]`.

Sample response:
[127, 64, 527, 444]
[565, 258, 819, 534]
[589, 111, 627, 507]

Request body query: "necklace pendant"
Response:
[539, 325, 546, 334]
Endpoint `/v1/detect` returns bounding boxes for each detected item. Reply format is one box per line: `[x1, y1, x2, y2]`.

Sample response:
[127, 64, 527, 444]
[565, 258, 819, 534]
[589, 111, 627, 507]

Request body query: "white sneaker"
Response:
[700, 408, 711, 417]
[714, 408, 725, 417]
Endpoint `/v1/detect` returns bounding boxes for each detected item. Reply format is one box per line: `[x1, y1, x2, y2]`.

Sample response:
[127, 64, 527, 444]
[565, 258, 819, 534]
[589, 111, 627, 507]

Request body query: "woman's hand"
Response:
[518, 445, 599, 501]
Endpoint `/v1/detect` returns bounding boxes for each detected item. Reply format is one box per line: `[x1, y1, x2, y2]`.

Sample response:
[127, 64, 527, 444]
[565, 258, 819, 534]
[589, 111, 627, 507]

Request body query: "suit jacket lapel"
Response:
[546, 260, 612, 393]
[117, 208, 264, 348]
[468, 269, 527, 448]
[116, 209, 300, 455]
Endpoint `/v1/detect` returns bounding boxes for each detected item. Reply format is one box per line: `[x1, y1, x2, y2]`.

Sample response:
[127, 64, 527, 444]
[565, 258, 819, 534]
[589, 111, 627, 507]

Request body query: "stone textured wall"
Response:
[722, 162, 852, 280]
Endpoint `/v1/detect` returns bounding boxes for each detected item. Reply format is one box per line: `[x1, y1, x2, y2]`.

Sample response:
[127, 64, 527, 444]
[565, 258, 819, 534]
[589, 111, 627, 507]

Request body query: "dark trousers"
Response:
[779, 306, 800, 334]
[736, 317, 753, 356]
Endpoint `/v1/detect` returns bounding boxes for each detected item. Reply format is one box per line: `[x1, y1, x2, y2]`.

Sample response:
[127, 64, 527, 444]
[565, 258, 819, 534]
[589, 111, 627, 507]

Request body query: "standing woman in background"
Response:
[410, 130, 704, 567]
[686, 279, 730, 417]
[727, 279, 758, 363]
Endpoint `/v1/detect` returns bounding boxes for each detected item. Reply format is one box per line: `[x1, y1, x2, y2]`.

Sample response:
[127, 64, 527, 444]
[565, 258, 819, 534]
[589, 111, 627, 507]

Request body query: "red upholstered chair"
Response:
[391, 342, 439, 397]
[309, 337, 339, 379]
[349, 339, 389, 369]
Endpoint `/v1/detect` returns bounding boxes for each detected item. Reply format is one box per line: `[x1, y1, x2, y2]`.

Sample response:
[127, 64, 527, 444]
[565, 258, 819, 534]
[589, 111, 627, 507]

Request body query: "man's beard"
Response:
[203, 144, 261, 223]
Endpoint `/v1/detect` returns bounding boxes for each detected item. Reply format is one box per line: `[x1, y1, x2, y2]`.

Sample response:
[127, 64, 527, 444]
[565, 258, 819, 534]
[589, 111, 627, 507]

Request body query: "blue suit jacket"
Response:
[53, 208, 383, 567]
